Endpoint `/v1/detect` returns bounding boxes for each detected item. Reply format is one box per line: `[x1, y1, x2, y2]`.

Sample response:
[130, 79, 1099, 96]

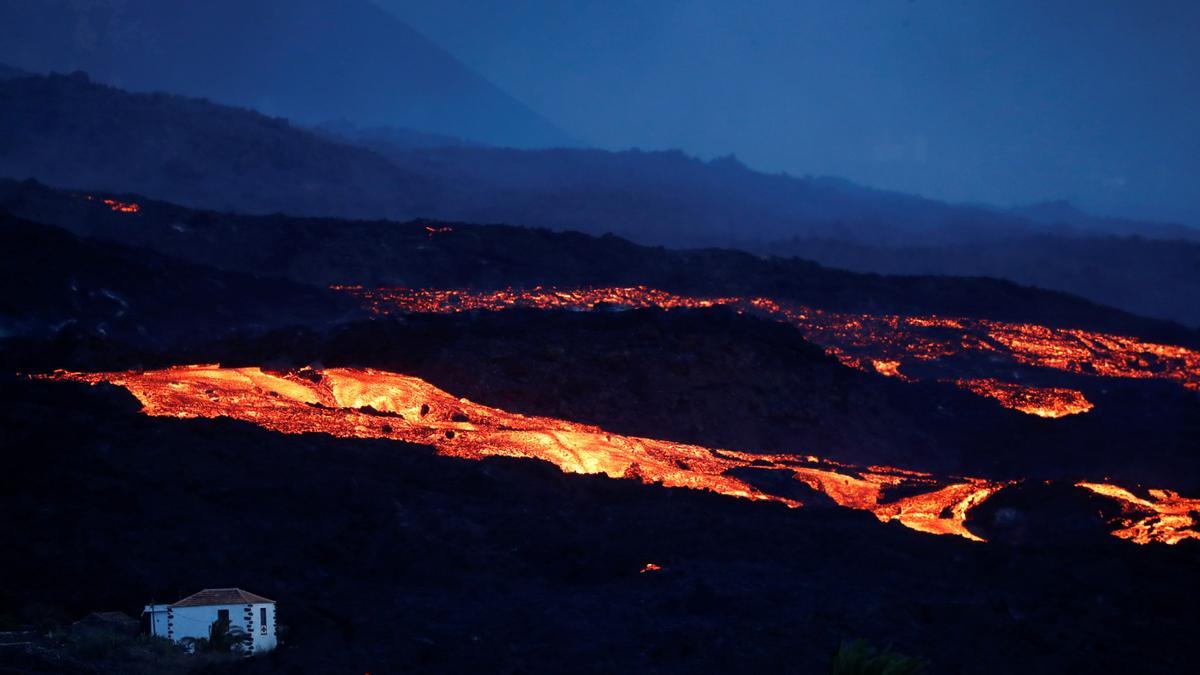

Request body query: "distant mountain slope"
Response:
[314, 119, 483, 150]
[2, 69, 1193, 250]
[349, 141, 1199, 246]
[771, 236, 1200, 329]
[358, 145, 1038, 248]
[2, 72, 1198, 325]
[0, 0, 570, 148]
[5, 179, 1196, 347]
[1011, 200, 1200, 241]
[0, 72, 440, 217]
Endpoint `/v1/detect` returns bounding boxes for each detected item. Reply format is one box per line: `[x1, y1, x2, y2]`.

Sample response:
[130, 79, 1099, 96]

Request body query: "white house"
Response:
[144, 588, 277, 654]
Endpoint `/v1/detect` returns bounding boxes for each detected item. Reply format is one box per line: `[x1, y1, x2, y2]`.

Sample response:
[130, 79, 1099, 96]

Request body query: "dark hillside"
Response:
[3, 179, 1194, 345]
[2, 377, 1197, 674]
[0, 0, 570, 147]
[363, 144, 1042, 247]
[0, 212, 359, 347]
[0, 73, 439, 218]
[768, 235, 1200, 328]
[2, 71, 1197, 324]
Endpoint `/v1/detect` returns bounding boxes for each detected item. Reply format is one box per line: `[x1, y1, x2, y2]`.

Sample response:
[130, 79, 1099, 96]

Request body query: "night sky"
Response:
[385, 0, 1200, 225]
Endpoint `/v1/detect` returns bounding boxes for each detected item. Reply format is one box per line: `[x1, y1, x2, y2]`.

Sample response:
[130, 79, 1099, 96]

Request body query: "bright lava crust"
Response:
[335, 285, 1200, 417]
[48, 366, 1199, 545]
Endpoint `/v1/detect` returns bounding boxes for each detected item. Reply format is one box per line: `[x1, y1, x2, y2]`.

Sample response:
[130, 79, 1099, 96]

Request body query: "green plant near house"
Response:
[829, 639, 927, 675]
[206, 616, 249, 653]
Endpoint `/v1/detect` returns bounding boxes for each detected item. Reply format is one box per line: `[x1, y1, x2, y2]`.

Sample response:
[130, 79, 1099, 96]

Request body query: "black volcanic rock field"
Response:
[177, 311, 1200, 492]
[3, 179, 1195, 343]
[0, 212, 360, 347]
[3, 184, 1200, 672]
[3, 191, 1198, 493]
[3, 377, 1198, 675]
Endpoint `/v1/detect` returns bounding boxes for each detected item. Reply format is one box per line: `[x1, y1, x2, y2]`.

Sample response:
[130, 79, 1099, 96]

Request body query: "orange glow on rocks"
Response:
[1077, 482, 1200, 545]
[954, 379, 1094, 418]
[788, 464, 1005, 541]
[640, 563, 663, 573]
[335, 285, 1200, 415]
[984, 324, 1200, 392]
[102, 198, 140, 213]
[870, 359, 908, 380]
[49, 365, 1013, 542]
[82, 195, 141, 213]
[44, 366, 1197, 544]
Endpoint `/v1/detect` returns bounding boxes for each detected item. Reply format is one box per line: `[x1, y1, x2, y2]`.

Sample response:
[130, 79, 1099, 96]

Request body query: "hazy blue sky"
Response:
[381, 0, 1200, 224]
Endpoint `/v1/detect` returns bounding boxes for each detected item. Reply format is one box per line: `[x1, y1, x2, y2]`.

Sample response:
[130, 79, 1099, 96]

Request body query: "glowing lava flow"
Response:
[983, 324, 1200, 391]
[50, 365, 1006, 542]
[954, 379, 1095, 418]
[82, 195, 141, 213]
[335, 285, 1200, 415]
[870, 360, 909, 380]
[102, 199, 140, 213]
[1077, 482, 1200, 545]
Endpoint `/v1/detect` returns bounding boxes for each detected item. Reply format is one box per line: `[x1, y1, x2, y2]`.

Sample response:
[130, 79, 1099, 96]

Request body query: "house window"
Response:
[217, 609, 229, 622]
[260, 607, 268, 635]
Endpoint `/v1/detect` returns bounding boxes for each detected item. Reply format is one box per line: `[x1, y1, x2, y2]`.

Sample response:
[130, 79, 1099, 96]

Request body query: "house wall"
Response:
[158, 602, 278, 654]
[144, 604, 169, 638]
[252, 602, 278, 652]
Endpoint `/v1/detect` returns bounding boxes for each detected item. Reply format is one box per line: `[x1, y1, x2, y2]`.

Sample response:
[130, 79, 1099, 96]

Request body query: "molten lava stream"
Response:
[317, 285, 1200, 543]
[1077, 482, 1200, 545]
[81, 194, 141, 213]
[953, 379, 1094, 418]
[330, 284, 1200, 418]
[51, 365, 1011, 542]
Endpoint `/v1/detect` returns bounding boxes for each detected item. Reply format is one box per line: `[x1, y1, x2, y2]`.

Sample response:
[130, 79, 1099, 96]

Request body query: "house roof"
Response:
[79, 611, 138, 625]
[170, 588, 275, 607]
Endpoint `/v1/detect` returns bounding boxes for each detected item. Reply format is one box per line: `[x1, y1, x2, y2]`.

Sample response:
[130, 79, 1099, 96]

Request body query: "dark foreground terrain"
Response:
[3, 377, 1198, 674]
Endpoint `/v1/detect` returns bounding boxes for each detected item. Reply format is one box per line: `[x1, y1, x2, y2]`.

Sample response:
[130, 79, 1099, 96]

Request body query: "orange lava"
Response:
[640, 563, 663, 573]
[424, 225, 453, 238]
[1077, 482, 1200, 545]
[984, 324, 1200, 392]
[102, 198, 140, 213]
[334, 285, 1200, 415]
[48, 365, 1009, 542]
[871, 359, 908, 380]
[82, 194, 141, 213]
[954, 379, 1095, 418]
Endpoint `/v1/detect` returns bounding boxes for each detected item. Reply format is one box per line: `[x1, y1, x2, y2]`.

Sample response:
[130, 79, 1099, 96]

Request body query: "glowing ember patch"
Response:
[80, 195, 141, 212]
[47, 365, 1013, 542]
[640, 563, 663, 573]
[1077, 482, 1200, 545]
[984, 325, 1200, 391]
[334, 285, 1200, 414]
[871, 359, 907, 379]
[954, 379, 1094, 418]
[424, 225, 453, 238]
[790, 466, 1004, 541]
[103, 199, 140, 213]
